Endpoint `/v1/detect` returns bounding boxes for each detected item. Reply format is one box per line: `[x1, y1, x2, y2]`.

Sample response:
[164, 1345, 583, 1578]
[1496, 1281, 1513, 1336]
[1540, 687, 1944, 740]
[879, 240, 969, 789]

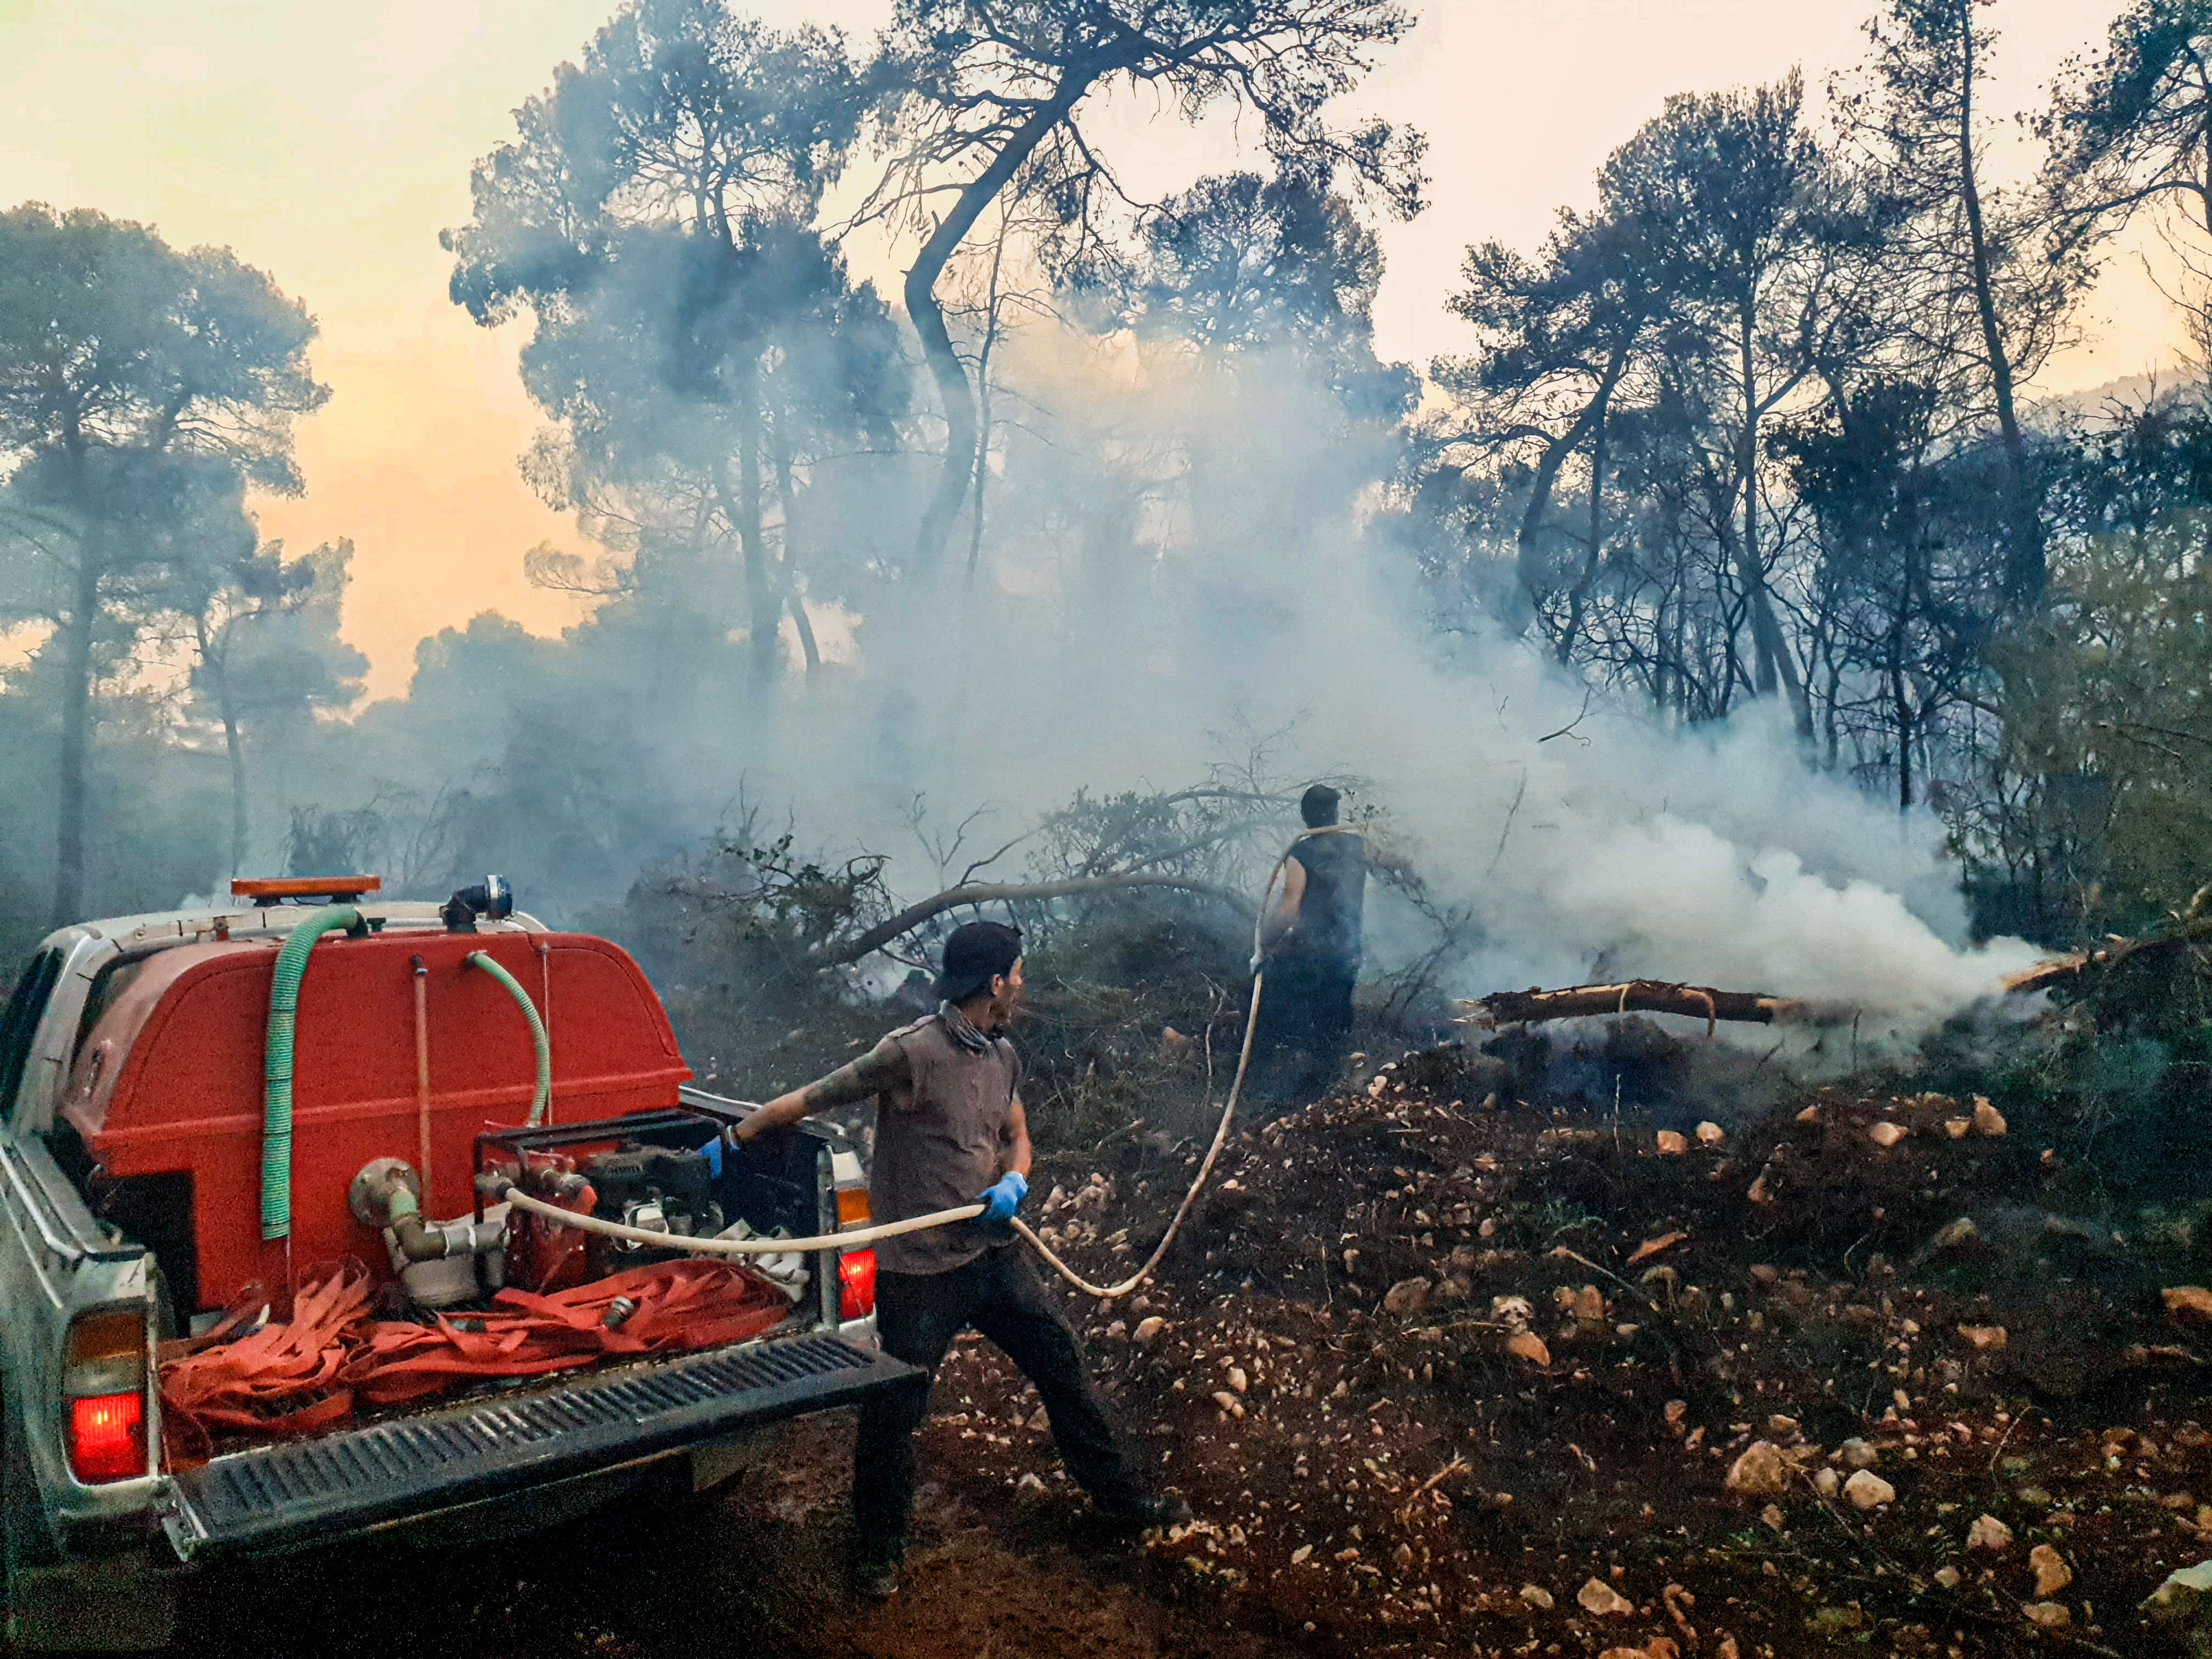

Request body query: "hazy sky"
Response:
[0, 0, 2176, 696]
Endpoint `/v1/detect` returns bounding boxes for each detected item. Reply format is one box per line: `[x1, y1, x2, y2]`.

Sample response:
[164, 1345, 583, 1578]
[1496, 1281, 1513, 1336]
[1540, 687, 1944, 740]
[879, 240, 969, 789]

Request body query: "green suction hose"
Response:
[261, 905, 363, 1242]
[467, 951, 550, 1126]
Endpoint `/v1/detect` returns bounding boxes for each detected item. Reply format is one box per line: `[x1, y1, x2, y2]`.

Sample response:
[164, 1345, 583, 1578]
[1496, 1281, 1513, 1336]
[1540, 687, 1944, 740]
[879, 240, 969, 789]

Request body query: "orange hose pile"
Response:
[344, 1258, 787, 1406]
[159, 1270, 376, 1458]
[159, 1259, 788, 1465]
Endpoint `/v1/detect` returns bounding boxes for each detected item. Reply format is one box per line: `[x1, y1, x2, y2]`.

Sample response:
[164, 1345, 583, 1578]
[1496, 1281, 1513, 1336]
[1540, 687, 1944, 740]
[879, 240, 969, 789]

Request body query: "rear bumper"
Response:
[164, 1332, 923, 1560]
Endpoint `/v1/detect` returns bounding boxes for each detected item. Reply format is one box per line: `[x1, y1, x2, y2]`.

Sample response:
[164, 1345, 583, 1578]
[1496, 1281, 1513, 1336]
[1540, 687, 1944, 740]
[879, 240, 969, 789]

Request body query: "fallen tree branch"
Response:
[808, 874, 1254, 967]
[1457, 980, 1853, 1034]
[2001, 910, 2212, 997]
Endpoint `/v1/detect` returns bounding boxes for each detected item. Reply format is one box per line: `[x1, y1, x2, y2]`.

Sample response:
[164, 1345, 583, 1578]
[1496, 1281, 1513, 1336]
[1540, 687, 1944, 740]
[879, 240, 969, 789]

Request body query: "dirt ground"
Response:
[129, 1036, 2212, 1657]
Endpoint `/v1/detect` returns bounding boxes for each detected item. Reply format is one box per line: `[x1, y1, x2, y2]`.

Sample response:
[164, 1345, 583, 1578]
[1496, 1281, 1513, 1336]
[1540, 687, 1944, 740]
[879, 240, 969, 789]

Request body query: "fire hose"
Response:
[495, 829, 1362, 1300]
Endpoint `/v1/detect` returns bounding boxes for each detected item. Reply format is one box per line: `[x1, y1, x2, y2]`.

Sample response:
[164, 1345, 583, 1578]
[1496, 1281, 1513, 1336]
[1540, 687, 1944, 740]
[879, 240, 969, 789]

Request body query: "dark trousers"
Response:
[852, 1244, 1143, 1560]
[1251, 956, 1358, 1111]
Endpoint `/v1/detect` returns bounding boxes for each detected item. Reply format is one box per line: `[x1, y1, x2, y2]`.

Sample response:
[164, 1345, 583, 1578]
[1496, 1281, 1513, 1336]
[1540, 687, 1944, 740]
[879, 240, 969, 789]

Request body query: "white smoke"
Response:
[627, 338, 2047, 1035]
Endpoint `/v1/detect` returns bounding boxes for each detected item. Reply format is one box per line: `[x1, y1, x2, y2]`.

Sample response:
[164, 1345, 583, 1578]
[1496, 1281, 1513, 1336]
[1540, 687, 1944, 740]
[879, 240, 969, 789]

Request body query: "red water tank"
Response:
[60, 930, 690, 1311]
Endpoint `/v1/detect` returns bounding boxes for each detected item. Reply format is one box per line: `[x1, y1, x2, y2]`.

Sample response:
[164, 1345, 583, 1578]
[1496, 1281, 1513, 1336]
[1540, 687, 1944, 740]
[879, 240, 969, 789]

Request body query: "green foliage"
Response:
[0, 204, 324, 921]
[444, 1, 904, 676]
[1957, 404, 2212, 944]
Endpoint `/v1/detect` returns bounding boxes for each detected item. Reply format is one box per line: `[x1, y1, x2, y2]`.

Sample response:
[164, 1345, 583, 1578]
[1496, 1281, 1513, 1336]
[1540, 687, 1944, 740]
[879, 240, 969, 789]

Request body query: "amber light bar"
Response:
[232, 875, 383, 905]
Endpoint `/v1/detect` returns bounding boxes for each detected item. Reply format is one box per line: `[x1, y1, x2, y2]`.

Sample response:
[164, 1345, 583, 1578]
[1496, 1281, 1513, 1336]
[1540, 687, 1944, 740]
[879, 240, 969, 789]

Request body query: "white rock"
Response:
[1384, 1277, 1431, 1316]
[1837, 1438, 1879, 1471]
[1577, 1577, 1634, 1617]
[1972, 1098, 2007, 1137]
[2146, 1560, 2212, 1621]
[1518, 1584, 1554, 1611]
[1967, 1514, 2013, 1553]
[1934, 1565, 1961, 1589]
[1228, 1367, 1248, 1395]
[1812, 1468, 1840, 1499]
[1696, 1120, 1726, 1145]
[1133, 1316, 1165, 1345]
[1844, 1470, 1895, 1510]
[1726, 1441, 1790, 1496]
[2029, 1543, 2071, 1596]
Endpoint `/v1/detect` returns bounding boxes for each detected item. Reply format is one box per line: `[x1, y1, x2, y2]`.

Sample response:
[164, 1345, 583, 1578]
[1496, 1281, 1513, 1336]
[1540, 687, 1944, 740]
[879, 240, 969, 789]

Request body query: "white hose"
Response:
[1012, 826, 1361, 1297]
[504, 829, 1357, 1297]
[500, 1184, 988, 1254]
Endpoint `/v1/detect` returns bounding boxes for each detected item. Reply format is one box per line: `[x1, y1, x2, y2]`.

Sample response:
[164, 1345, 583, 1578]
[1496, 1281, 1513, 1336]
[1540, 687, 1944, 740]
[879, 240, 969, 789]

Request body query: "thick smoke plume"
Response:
[513, 335, 2042, 1032]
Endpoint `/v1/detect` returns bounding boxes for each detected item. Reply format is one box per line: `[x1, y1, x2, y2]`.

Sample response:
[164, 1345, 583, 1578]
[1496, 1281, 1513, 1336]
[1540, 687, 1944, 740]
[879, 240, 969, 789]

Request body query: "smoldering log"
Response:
[2002, 922, 2212, 997]
[1458, 980, 1849, 1036]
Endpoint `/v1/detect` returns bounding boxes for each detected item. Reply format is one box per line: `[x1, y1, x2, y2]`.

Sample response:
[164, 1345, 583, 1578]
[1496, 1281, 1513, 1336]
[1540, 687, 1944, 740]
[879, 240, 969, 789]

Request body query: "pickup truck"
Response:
[0, 880, 921, 1649]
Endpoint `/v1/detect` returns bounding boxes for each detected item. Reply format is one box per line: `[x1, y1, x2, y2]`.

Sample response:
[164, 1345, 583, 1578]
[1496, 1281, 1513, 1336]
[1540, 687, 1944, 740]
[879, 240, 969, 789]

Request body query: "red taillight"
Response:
[68, 1392, 145, 1484]
[838, 1249, 877, 1322]
[64, 1309, 147, 1484]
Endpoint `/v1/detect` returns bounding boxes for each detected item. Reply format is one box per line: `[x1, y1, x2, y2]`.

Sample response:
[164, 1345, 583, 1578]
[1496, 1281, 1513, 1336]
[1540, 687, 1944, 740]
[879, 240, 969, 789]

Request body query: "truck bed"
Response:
[166, 1330, 920, 1558]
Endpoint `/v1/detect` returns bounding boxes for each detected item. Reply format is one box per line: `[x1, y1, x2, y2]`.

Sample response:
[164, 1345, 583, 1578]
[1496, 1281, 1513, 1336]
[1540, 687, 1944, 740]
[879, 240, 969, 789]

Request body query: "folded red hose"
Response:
[159, 1259, 788, 1465]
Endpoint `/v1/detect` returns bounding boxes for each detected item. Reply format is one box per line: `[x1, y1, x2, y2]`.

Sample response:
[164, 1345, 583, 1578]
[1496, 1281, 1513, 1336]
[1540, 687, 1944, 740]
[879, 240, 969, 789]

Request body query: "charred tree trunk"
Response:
[723, 366, 781, 686]
[1517, 347, 1627, 641]
[770, 429, 821, 677]
[1733, 296, 1812, 737]
[904, 75, 1096, 576]
[1955, 5, 2042, 608]
[224, 704, 248, 876]
[1891, 596, 1913, 811]
[1559, 390, 1612, 664]
[52, 546, 99, 927]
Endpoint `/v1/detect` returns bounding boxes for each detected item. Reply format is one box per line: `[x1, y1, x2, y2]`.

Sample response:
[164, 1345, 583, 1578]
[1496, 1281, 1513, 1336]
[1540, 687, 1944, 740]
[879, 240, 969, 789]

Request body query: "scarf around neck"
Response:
[939, 1000, 996, 1054]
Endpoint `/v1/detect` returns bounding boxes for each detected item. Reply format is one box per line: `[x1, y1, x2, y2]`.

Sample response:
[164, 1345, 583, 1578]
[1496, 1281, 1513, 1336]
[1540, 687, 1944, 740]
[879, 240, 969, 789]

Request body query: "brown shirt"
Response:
[866, 1014, 1022, 1276]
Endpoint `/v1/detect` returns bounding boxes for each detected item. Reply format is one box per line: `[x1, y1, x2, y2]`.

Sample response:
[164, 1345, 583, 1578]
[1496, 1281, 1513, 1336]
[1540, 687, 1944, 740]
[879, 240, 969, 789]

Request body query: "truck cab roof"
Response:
[51, 900, 548, 956]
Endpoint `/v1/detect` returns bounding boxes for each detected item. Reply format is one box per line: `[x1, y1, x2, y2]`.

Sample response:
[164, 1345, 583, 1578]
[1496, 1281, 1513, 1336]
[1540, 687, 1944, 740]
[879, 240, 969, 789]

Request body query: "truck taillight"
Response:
[69, 1395, 145, 1483]
[64, 1310, 148, 1484]
[838, 1249, 877, 1322]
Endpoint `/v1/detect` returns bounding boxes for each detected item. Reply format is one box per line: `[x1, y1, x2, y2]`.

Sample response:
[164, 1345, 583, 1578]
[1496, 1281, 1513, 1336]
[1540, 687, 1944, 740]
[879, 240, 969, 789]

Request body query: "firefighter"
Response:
[725, 920, 1187, 1600]
[1252, 783, 1371, 1110]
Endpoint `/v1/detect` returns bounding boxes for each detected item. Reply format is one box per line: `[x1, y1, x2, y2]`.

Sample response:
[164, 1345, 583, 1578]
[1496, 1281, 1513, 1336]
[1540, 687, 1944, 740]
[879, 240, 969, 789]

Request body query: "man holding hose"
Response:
[726, 920, 1185, 1600]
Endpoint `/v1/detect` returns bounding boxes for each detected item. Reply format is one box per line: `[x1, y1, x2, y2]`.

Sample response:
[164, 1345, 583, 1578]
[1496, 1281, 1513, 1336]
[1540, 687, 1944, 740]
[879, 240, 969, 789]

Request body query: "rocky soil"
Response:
[983, 1054, 2212, 1656]
[140, 1040, 2212, 1659]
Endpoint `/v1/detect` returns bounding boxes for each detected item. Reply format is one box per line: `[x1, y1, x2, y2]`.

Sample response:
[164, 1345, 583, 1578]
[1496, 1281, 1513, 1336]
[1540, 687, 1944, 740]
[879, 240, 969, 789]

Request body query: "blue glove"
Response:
[698, 1130, 726, 1181]
[977, 1171, 1028, 1224]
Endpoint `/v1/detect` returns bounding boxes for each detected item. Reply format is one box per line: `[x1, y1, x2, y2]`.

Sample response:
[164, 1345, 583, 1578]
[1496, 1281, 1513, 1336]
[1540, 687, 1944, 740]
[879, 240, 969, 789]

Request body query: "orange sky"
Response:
[0, 0, 2182, 697]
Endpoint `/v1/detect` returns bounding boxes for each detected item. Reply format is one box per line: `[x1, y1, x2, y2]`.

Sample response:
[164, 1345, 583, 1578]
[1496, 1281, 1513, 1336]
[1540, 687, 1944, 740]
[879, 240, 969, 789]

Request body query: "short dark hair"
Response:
[938, 921, 1023, 1004]
[1300, 784, 1342, 828]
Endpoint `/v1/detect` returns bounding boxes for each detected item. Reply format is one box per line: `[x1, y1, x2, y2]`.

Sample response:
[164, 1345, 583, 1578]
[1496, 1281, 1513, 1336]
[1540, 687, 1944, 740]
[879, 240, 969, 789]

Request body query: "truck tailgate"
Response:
[166, 1334, 921, 1558]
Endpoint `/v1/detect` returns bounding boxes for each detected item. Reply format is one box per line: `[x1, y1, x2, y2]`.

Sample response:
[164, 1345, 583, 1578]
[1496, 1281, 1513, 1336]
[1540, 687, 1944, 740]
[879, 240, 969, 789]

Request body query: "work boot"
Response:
[850, 1550, 902, 1602]
[1092, 1491, 1192, 1535]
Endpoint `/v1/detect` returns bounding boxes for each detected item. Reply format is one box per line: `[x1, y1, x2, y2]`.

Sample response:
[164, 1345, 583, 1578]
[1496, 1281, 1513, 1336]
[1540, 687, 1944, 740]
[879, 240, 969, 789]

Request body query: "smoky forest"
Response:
[10, 1, 2212, 1656]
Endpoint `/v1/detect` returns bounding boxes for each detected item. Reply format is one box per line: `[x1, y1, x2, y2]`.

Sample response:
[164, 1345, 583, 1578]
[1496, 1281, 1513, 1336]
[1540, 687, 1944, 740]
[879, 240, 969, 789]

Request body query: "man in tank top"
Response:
[1252, 783, 1369, 1110]
[728, 921, 1184, 1600]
